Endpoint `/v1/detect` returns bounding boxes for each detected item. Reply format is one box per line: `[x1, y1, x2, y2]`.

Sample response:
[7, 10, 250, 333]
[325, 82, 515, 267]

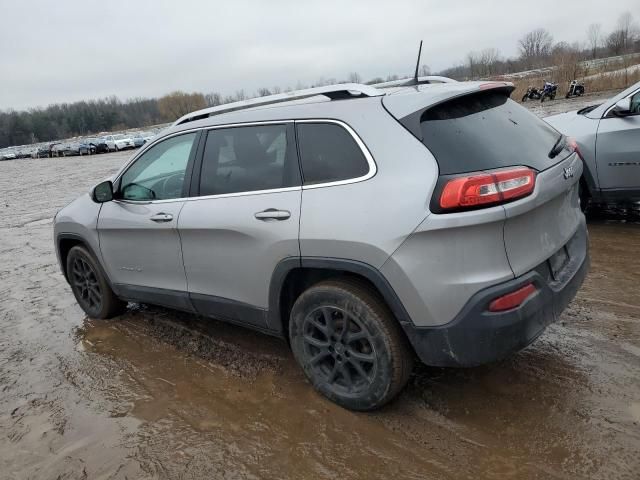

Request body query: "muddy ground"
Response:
[1, 94, 639, 479]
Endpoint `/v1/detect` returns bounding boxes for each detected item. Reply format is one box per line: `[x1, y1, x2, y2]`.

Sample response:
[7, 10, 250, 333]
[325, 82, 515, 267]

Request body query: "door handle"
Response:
[150, 212, 173, 223]
[254, 209, 291, 221]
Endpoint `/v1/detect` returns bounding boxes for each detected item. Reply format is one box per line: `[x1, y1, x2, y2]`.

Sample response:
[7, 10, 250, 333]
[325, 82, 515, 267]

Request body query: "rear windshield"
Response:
[416, 91, 560, 175]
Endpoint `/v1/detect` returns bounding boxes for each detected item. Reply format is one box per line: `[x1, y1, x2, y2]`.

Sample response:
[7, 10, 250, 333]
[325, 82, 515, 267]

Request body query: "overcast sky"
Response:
[1, 0, 638, 111]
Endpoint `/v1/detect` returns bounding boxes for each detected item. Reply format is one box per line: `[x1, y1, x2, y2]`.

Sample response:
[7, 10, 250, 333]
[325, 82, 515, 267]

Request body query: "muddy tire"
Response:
[289, 279, 413, 411]
[66, 246, 126, 319]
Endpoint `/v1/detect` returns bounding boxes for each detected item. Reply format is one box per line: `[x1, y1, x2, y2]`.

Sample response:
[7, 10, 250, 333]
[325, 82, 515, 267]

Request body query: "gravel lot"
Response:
[0, 94, 639, 479]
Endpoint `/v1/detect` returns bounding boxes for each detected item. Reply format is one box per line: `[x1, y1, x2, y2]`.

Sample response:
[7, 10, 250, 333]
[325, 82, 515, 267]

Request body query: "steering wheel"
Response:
[161, 173, 185, 198]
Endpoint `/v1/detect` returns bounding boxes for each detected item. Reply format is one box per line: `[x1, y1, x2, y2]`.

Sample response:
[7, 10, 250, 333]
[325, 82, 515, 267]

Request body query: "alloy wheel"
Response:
[302, 306, 378, 395]
[70, 256, 102, 312]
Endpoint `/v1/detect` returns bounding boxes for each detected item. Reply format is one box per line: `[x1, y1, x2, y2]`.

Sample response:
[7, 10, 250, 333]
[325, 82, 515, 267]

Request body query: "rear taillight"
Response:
[567, 137, 584, 161]
[488, 283, 537, 312]
[439, 167, 536, 211]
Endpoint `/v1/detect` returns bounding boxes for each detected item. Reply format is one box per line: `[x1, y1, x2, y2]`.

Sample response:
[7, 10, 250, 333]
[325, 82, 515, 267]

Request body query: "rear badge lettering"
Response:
[563, 166, 575, 179]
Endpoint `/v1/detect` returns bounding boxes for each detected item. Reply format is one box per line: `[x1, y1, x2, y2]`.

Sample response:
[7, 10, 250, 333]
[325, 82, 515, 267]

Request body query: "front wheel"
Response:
[521, 94, 528, 102]
[540, 94, 546, 103]
[66, 246, 126, 319]
[289, 279, 414, 411]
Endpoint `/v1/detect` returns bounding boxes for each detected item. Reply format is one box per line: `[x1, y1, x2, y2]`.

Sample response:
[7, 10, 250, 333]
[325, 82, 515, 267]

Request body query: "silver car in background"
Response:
[54, 80, 589, 410]
[545, 81, 640, 208]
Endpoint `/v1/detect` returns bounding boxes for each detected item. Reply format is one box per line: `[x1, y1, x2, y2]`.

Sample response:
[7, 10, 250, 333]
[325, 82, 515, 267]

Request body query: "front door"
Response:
[179, 123, 301, 329]
[596, 89, 640, 191]
[98, 131, 200, 309]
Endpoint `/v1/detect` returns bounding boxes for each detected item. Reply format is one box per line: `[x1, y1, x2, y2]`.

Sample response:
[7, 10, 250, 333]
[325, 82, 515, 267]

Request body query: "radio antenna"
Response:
[413, 40, 423, 83]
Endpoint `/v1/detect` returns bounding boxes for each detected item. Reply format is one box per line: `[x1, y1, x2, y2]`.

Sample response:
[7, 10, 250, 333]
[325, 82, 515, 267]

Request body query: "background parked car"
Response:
[545, 80, 640, 208]
[0, 150, 16, 160]
[132, 133, 145, 148]
[51, 143, 67, 157]
[36, 146, 50, 158]
[85, 137, 108, 154]
[104, 134, 135, 152]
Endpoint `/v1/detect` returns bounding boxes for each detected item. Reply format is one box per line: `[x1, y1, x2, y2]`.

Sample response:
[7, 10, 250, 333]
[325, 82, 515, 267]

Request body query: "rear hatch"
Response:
[383, 84, 584, 278]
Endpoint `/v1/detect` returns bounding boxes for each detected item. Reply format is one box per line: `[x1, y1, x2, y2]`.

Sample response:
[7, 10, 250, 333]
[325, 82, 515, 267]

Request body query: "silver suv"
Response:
[54, 80, 589, 410]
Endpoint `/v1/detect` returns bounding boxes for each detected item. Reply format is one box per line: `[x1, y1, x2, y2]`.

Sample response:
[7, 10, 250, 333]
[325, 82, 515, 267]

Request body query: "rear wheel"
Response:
[289, 279, 413, 411]
[66, 246, 126, 319]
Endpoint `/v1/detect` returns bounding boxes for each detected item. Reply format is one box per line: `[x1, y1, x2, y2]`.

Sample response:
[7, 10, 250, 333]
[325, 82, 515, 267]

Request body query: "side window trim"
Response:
[191, 121, 300, 199]
[113, 130, 202, 204]
[294, 119, 377, 189]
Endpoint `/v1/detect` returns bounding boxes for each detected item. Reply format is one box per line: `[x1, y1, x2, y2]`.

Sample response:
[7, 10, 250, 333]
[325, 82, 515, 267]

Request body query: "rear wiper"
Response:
[548, 134, 565, 159]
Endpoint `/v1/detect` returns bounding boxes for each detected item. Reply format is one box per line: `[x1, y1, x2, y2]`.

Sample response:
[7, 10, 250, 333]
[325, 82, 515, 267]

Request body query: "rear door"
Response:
[178, 122, 301, 330]
[595, 88, 640, 191]
[98, 131, 199, 309]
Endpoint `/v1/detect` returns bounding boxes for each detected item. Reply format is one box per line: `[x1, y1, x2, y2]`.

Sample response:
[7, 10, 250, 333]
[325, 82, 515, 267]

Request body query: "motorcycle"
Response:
[521, 86, 542, 102]
[540, 81, 558, 102]
[565, 80, 585, 99]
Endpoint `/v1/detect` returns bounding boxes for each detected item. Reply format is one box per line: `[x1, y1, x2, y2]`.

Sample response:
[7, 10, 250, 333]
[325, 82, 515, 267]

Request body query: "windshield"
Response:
[114, 134, 126, 140]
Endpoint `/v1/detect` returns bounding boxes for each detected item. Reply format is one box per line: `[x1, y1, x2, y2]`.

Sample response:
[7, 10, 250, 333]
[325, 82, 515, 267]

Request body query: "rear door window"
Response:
[296, 122, 370, 185]
[199, 124, 300, 196]
[416, 91, 561, 174]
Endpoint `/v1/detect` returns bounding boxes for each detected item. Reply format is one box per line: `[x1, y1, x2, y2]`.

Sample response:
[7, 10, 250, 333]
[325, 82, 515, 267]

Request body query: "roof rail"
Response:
[172, 83, 383, 126]
[372, 75, 457, 89]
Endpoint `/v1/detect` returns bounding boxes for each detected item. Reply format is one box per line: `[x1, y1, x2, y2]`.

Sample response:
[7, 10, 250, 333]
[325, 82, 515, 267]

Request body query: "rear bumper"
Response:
[401, 220, 589, 367]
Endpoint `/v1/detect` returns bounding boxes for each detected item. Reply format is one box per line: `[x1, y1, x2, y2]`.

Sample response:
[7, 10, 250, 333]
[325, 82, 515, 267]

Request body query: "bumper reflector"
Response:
[488, 283, 537, 312]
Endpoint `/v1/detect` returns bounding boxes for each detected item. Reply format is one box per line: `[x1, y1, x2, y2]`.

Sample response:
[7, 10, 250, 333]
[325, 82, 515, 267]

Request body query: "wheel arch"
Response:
[56, 233, 112, 287]
[268, 257, 414, 338]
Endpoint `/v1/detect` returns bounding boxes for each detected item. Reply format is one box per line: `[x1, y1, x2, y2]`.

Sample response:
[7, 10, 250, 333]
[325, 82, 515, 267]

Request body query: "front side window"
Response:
[630, 91, 640, 114]
[199, 124, 299, 196]
[296, 123, 369, 185]
[119, 132, 197, 201]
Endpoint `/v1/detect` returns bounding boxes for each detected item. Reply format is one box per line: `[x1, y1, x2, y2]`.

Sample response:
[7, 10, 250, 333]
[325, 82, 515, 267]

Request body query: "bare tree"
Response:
[518, 28, 553, 68]
[467, 51, 480, 78]
[606, 29, 626, 55]
[617, 11, 638, 53]
[586, 23, 601, 59]
[480, 48, 501, 76]
[257, 88, 271, 97]
[348, 72, 362, 83]
[205, 92, 222, 107]
[418, 64, 431, 76]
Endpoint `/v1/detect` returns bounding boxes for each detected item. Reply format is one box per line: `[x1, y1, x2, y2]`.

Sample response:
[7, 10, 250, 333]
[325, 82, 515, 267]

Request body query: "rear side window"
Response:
[297, 123, 369, 185]
[199, 124, 300, 196]
[417, 91, 560, 174]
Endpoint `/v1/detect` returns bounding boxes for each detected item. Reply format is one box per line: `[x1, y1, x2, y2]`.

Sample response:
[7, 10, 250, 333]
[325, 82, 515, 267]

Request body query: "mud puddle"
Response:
[1, 152, 639, 479]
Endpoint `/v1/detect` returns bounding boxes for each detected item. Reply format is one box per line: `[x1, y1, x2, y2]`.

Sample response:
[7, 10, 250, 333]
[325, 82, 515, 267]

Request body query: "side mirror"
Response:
[612, 98, 632, 116]
[92, 180, 114, 203]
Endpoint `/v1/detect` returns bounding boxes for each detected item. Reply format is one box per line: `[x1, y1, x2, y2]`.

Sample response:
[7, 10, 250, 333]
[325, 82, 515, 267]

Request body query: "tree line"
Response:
[443, 12, 639, 79]
[1, 11, 639, 149]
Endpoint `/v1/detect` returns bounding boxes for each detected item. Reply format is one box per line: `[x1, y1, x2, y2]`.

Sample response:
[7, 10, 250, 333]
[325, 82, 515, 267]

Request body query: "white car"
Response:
[104, 134, 135, 152]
